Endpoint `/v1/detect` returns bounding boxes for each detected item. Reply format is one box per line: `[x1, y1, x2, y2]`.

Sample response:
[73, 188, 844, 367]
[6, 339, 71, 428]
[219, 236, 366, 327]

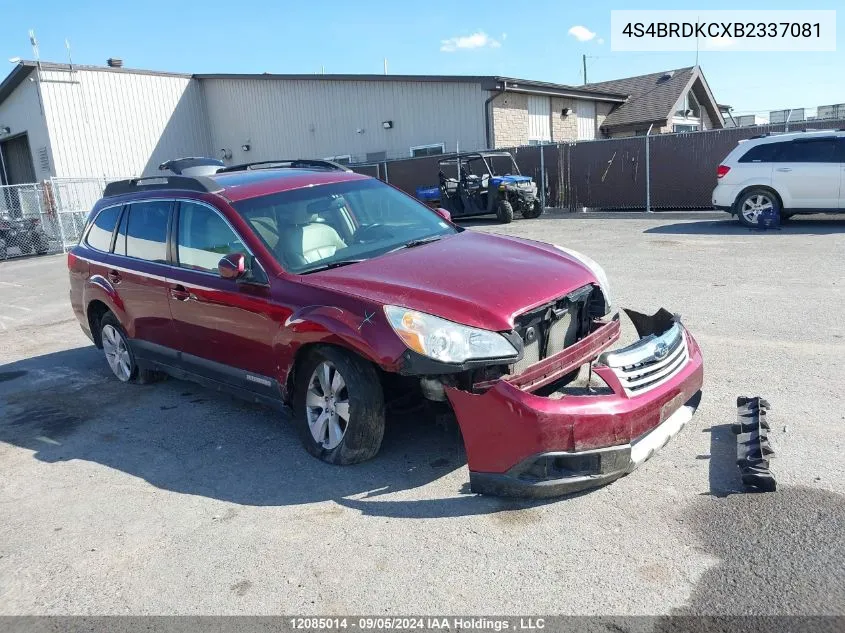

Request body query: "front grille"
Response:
[609, 329, 689, 396]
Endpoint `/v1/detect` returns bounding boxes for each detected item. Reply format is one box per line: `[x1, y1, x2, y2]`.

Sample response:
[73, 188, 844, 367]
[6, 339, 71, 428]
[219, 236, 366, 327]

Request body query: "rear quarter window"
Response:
[85, 205, 122, 252]
[738, 142, 781, 163]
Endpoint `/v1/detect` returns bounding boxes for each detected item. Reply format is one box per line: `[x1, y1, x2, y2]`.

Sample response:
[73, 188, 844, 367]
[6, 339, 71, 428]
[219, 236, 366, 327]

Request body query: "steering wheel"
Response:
[351, 223, 392, 244]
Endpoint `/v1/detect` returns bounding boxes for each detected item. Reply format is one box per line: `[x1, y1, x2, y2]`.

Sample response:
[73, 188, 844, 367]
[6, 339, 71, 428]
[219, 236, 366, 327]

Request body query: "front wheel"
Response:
[736, 189, 780, 228]
[522, 199, 543, 219]
[295, 346, 385, 465]
[496, 199, 514, 224]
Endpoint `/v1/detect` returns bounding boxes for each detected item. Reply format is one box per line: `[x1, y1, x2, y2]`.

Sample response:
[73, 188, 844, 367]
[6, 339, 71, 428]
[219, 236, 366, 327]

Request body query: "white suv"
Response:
[712, 130, 845, 227]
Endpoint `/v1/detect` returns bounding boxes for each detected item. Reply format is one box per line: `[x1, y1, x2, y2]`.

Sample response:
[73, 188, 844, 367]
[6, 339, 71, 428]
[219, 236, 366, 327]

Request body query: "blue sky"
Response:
[1, 0, 842, 115]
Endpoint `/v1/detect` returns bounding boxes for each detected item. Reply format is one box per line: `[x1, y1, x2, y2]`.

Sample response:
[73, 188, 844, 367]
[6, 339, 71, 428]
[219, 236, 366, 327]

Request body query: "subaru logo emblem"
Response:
[653, 342, 669, 360]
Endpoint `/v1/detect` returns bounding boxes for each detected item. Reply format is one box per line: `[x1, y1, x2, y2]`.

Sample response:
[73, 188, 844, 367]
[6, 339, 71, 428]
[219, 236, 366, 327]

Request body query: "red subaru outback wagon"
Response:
[68, 159, 703, 497]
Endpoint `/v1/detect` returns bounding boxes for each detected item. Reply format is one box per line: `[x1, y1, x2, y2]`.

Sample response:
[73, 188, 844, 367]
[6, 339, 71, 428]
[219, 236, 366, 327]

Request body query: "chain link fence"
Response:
[0, 183, 61, 260]
[0, 178, 128, 260]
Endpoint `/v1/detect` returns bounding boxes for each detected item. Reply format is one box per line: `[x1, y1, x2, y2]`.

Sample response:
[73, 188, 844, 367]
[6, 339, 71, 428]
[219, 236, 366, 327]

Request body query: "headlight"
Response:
[384, 306, 518, 363]
[552, 245, 614, 314]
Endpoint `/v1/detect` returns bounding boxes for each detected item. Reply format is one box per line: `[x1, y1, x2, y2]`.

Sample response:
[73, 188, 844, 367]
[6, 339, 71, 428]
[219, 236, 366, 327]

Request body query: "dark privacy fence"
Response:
[349, 118, 845, 211]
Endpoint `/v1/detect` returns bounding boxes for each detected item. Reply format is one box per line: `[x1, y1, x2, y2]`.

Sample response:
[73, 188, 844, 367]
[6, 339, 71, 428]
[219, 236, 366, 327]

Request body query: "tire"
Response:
[496, 199, 514, 224]
[735, 188, 780, 228]
[522, 199, 543, 219]
[99, 312, 160, 384]
[294, 346, 385, 465]
[0, 238, 7, 260]
[33, 232, 50, 254]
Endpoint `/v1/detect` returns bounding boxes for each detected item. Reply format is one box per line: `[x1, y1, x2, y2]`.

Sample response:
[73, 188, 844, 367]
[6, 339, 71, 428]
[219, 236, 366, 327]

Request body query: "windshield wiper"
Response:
[300, 259, 365, 274]
[389, 235, 444, 253]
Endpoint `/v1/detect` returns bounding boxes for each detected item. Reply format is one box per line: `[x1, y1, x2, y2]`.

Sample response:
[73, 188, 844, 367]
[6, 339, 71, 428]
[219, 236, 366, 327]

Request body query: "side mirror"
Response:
[434, 207, 451, 222]
[218, 252, 246, 279]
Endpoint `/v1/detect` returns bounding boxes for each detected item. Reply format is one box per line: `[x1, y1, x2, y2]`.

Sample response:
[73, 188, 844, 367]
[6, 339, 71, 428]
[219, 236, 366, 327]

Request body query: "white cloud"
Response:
[597, 37, 605, 45]
[440, 31, 502, 52]
[568, 25, 596, 42]
[501, 32, 508, 40]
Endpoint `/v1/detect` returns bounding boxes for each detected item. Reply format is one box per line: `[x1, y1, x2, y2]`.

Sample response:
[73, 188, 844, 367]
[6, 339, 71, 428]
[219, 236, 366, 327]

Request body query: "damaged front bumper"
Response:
[445, 309, 704, 498]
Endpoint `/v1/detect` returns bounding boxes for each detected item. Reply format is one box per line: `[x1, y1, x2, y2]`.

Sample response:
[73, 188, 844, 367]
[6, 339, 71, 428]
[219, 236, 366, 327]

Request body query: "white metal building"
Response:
[0, 60, 721, 184]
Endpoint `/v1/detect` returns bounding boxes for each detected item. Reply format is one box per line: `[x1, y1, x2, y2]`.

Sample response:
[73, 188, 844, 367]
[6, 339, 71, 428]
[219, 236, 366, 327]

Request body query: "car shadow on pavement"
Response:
[0, 346, 557, 519]
[645, 216, 845, 236]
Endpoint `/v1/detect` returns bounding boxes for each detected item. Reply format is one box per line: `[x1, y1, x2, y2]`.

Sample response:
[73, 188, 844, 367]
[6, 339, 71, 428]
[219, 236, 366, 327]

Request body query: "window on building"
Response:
[85, 205, 122, 252]
[124, 201, 171, 263]
[410, 143, 445, 158]
[673, 124, 699, 133]
[177, 202, 247, 274]
[775, 138, 841, 163]
[366, 151, 387, 163]
[677, 91, 701, 118]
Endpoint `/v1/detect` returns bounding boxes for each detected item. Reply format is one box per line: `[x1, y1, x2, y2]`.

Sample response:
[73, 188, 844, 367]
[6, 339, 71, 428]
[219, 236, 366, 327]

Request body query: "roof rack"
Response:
[216, 159, 352, 174]
[159, 156, 225, 175]
[103, 175, 223, 198]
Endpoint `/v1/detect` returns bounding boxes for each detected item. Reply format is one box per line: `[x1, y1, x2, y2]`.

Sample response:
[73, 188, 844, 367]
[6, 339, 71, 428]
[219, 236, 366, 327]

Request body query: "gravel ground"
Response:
[0, 212, 843, 616]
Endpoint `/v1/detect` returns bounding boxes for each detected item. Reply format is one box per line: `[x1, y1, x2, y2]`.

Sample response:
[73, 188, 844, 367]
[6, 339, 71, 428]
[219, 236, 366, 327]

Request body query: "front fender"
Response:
[273, 304, 406, 398]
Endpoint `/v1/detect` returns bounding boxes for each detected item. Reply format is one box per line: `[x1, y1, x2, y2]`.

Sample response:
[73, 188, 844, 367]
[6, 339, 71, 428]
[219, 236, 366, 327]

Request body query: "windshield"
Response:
[232, 178, 458, 274]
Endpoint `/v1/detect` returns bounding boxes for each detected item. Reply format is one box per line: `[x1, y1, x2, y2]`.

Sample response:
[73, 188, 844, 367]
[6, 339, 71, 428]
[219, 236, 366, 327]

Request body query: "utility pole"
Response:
[582, 54, 587, 84]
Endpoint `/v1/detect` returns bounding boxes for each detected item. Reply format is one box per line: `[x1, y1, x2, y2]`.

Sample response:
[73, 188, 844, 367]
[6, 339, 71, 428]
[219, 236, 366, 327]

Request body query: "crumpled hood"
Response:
[491, 175, 533, 187]
[299, 231, 597, 331]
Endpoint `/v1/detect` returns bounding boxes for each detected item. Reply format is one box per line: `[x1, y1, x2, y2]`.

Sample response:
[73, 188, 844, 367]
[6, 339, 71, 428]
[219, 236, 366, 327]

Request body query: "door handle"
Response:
[107, 269, 121, 284]
[170, 284, 191, 301]
[775, 167, 792, 172]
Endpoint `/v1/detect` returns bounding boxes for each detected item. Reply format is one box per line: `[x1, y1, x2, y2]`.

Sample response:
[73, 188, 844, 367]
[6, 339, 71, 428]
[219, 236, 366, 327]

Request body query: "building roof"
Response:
[0, 59, 628, 108]
[0, 60, 192, 104]
[585, 66, 722, 130]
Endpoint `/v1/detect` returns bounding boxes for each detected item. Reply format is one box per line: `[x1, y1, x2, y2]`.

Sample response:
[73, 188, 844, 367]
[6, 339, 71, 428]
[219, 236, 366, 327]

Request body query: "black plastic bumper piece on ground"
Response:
[733, 396, 776, 492]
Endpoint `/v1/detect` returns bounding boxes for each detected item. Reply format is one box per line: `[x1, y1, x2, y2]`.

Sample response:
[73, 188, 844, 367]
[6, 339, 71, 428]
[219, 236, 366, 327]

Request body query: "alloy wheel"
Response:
[102, 324, 132, 382]
[305, 361, 350, 449]
[741, 194, 774, 224]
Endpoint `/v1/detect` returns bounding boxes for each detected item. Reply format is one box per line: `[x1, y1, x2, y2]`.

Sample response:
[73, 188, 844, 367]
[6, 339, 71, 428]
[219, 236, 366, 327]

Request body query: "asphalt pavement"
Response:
[0, 212, 843, 616]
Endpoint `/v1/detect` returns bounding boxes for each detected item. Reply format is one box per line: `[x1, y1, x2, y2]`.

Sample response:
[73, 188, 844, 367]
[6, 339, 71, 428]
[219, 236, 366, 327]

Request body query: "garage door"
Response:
[0, 134, 37, 185]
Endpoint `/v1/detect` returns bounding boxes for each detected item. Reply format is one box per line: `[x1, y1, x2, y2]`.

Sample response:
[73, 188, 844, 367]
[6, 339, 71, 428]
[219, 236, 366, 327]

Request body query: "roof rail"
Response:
[217, 159, 352, 174]
[103, 175, 223, 198]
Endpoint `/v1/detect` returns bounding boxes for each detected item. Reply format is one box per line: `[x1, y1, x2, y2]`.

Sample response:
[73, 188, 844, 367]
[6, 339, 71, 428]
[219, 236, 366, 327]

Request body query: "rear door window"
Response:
[775, 138, 840, 163]
[124, 201, 171, 263]
[85, 206, 122, 252]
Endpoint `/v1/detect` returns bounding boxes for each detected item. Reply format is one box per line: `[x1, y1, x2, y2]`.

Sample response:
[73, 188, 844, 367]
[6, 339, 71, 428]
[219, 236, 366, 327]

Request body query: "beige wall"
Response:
[492, 93, 614, 146]
[490, 92, 528, 147]
[550, 97, 578, 142]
